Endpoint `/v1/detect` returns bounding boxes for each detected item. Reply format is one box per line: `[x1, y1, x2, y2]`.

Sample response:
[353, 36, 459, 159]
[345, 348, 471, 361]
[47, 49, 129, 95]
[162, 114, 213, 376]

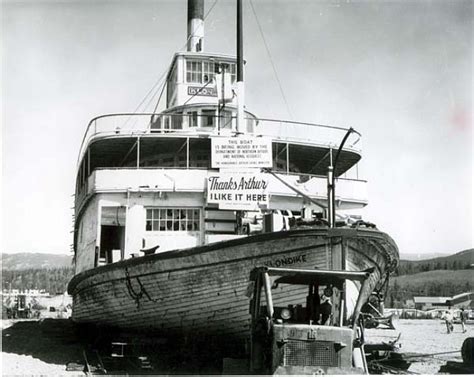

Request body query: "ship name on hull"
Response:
[264, 254, 307, 268]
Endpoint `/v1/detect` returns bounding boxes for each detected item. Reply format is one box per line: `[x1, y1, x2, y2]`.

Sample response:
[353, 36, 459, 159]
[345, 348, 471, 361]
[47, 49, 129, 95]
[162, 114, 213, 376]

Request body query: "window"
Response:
[202, 109, 215, 127]
[189, 111, 198, 127]
[186, 59, 236, 84]
[221, 110, 233, 129]
[225, 63, 237, 83]
[186, 60, 203, 83]
[203, 61, 216, 83]
[186, 59, 215, 83]
[146, 208, 200, 231]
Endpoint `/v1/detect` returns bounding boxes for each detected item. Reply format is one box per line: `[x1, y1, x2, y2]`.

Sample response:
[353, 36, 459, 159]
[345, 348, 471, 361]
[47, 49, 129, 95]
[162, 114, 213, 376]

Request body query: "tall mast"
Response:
[187, 0, 204, 52]
[236, 0, 245, 133]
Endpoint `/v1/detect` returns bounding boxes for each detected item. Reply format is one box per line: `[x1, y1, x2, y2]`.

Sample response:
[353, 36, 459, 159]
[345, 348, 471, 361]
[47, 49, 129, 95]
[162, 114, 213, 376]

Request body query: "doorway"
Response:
[97, 206, 126, 266]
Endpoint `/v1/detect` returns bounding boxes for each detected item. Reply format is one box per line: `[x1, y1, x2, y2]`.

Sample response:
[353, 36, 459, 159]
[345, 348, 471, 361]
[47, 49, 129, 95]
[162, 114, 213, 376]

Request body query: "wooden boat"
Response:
[68, 0, 399, 348]
[69, 226, 397, 341]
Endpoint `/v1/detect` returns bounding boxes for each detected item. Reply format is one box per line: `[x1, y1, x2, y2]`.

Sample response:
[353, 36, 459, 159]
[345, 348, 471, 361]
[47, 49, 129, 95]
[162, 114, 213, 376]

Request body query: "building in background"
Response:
[414, 292, 473, 311]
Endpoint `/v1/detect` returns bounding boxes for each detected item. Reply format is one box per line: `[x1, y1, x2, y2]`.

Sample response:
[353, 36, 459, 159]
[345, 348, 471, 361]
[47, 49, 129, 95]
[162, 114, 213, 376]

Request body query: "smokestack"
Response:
[187, 0, 204, 52]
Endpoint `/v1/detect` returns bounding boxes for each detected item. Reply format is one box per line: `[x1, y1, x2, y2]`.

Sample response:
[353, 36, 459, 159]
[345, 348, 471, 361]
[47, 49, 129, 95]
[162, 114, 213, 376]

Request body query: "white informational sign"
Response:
[207, 173, 270, 210]
[211, 136, 273, 168]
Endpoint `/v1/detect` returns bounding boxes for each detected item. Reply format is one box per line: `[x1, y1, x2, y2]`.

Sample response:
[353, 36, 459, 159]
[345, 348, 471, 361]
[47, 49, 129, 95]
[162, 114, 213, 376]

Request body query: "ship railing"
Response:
[78, 113, 361, 164]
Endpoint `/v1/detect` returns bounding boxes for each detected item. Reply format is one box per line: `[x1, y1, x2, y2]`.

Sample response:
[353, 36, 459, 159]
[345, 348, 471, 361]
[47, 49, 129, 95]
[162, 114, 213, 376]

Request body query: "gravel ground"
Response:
[1, 318, 472, 375]
[365, 319, 471, 374]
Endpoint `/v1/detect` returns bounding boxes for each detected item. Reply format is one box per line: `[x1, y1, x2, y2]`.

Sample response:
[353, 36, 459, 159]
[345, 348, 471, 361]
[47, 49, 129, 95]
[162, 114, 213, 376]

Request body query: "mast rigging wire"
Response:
[249, 0, 293, 120]
[121, 0, 220, 130]
[152, 0, 220, 114]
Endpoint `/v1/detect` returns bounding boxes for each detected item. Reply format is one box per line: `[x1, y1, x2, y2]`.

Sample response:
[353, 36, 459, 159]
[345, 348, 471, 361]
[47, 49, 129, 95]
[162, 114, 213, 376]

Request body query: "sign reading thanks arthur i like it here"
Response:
[207, 173, 269, 210]
[211, 136, 272, 168]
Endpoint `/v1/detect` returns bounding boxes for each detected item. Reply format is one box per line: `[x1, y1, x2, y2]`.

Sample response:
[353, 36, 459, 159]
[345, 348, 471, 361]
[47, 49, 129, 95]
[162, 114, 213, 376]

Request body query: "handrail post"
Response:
[186, 137, 190, 169]
[327, 165, 335, 227]
[136, 136, 140, 169]
[236, 0, 244, 134]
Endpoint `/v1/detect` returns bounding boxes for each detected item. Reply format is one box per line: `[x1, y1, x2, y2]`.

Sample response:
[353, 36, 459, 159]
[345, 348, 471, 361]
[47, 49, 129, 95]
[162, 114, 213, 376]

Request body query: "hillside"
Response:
[1, 253, 73, 270]
[388, 269, 474, 308]
[399, 252, 450, 261]
[1, 253, 74, 294]
[396, 248, 473, 275]
[385, 248, 473, 308]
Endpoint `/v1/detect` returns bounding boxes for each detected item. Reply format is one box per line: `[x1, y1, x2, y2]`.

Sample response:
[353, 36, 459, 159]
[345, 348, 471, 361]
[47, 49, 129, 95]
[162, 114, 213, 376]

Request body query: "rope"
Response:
[401, 350, 461, 360]
[249, 0, 293, 120]
[368, 360, 418, 375]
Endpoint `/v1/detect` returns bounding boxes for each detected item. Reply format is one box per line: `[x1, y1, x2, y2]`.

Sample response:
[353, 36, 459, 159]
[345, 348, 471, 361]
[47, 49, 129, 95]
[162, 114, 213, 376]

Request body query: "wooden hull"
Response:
[68, 227, 398, 343]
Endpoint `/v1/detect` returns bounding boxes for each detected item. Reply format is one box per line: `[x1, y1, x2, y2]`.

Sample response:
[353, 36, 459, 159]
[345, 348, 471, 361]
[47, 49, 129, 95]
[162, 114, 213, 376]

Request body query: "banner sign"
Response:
[211, 136, 273, 168]
[207, 173, 269, 210]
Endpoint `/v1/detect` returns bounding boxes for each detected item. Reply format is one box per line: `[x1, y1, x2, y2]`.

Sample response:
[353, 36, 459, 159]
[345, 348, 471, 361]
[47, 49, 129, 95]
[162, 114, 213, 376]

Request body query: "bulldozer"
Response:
[248, 266, 373, 374]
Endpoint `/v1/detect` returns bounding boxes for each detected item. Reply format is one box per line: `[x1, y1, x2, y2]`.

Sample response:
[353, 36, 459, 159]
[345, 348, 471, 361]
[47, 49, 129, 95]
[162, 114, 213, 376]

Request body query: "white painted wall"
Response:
[88, 169, 368, 207]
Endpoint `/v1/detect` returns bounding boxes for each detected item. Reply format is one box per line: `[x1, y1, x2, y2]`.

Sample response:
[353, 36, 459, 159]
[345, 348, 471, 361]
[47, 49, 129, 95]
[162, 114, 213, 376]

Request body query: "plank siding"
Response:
[69, 227, 398, 343]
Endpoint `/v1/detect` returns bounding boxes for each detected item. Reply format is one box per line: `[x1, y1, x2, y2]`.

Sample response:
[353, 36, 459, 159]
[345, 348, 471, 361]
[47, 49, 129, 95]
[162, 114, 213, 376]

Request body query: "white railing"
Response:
[78, 113, 361, 164]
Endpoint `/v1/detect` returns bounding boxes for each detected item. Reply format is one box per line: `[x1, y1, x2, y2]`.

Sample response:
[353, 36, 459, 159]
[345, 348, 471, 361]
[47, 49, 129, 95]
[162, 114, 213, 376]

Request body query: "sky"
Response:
[2, 0, 472, 256]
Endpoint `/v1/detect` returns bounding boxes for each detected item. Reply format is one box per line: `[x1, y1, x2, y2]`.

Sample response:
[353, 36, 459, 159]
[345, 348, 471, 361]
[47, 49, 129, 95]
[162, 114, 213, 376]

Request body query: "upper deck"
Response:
[76, 48, 363, 186]
[77, 112, 361, 176]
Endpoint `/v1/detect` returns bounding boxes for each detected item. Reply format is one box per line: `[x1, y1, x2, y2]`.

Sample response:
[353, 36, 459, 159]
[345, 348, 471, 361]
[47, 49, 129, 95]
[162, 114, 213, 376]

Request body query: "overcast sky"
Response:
[2, 0, 472, 256]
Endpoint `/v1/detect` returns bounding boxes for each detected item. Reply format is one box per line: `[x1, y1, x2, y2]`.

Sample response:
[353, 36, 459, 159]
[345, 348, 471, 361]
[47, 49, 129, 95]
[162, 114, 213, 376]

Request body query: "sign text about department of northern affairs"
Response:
[211, 137, 272, 168]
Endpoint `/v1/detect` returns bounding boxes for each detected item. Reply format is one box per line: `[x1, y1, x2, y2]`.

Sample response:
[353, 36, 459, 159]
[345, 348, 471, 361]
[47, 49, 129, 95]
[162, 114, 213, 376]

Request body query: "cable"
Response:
[120, 0, 220, 131]
[151, 71, 170, 114]
[182, 79, 213, 106]
[204, 0, 219, 27]
[249, 0, 293, 119]
[151, 0, 220, 113]
[118, 67, 169, 132]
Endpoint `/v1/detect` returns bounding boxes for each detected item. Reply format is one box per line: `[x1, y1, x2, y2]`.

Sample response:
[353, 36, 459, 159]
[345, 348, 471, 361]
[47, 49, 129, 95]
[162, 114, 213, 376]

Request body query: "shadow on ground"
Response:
[1, 319, 225, 374]
[2, 319, 84, 366]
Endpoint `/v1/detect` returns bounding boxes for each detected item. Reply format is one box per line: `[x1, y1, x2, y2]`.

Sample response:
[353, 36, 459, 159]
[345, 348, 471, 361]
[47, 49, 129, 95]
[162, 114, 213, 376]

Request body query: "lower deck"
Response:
[74, 169, 368, 274]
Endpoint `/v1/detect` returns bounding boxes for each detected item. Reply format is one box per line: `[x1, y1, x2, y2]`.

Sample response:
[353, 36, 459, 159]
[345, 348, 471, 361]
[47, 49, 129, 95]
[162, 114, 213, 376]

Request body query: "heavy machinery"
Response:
[248, 266, 373, 374]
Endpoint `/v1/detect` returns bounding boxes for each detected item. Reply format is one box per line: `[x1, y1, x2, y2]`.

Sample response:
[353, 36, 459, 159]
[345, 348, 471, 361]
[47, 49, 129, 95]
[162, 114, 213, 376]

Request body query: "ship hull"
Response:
[68, 227, 398, 344]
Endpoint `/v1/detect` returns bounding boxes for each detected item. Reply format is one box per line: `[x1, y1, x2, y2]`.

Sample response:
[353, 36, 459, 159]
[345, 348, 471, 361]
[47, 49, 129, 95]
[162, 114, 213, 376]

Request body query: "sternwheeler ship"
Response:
[68, 0, 398, 349]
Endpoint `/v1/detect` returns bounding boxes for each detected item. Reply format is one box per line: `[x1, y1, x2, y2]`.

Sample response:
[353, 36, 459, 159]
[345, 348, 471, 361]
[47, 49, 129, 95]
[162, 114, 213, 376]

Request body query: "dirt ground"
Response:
[1, 319, 84, 376]
[1, 318, 472, 375]
[365, 319, 470, 374]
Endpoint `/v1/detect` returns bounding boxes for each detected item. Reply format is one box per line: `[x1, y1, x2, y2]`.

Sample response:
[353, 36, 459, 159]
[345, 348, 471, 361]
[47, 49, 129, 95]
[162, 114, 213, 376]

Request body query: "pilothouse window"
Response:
[186, 60, 202, 83]
[146, 208, 200, 232]
[203, 61, 215, 83]
[186, 59, 236, 84]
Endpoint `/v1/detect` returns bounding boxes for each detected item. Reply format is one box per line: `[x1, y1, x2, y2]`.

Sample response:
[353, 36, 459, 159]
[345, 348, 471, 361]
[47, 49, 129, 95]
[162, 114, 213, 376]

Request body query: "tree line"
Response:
[394, 259, 472, 276]
[2, 267, 74, 295]
[387, 278, 473, 308]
